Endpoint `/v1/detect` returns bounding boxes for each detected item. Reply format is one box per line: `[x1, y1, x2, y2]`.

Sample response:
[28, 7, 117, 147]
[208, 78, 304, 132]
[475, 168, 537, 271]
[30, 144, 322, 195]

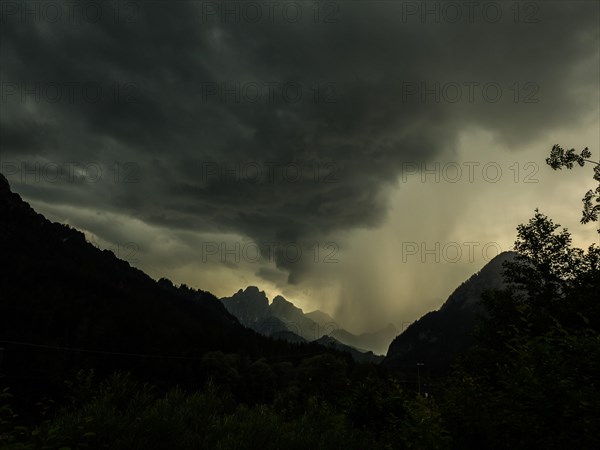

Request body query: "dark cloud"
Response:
[1, 0, 598, 283]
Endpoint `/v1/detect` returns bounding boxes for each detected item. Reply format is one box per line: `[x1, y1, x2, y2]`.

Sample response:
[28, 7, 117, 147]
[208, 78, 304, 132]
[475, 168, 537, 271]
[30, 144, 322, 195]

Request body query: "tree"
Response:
[546, 145, 600, 233]
[444, 212, 600, 450]
[442, 147, 600, 450]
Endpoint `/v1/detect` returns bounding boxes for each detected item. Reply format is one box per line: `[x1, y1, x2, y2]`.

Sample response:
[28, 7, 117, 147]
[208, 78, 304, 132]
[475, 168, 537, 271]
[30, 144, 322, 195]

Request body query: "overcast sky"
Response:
[1, 0, 598, 333]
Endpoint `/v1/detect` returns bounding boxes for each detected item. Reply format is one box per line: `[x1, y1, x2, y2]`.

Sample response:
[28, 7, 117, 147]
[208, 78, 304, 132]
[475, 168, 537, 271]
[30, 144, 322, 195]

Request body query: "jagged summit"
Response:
[227, 286, 269, 305]
[271, 295, 303, 313]
[272, 295, 291, 305]
[242, 286, 262, 295]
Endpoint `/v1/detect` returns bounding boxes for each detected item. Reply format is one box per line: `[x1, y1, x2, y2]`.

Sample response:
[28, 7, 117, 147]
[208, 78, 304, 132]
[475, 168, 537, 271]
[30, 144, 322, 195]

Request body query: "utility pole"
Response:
[417, 362, 424, 396]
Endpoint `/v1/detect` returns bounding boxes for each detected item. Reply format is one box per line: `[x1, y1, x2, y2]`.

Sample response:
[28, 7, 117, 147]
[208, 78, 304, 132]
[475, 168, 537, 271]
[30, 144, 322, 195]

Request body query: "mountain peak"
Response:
[227, 286, 269, 305]
[272, 295, 291, 306]
[221, 286, 271, 327]
[385, 251, 515, 366]
[440, 251, 515, 312]
[237, 286, 263, 297]
[271, 295, 304, 314]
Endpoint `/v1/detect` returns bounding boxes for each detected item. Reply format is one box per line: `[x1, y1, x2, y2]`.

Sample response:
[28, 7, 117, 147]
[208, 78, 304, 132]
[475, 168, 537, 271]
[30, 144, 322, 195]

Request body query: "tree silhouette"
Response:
[546, 145, 600, 233]
[442, 147, 600, 450]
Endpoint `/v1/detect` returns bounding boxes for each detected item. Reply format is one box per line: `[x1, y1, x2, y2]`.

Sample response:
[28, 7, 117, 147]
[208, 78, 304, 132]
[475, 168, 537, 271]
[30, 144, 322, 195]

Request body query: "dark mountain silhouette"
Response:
[220, 287, 387, 361]
[306, 310, 397, 355]
[313, 336, 384, 364]
[270, 295, 320, 340]
[221, 287, 291, 338]
[221, 287, 322, 341]
[0, 174, 340, 382]
[384, 251, 515, 367]
[221, 286, 273, 329]
[270, 330, 307, 343]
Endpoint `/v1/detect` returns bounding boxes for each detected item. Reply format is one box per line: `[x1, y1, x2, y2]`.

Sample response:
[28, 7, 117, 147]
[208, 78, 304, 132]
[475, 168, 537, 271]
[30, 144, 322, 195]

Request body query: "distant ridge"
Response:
[221, 287, 393, 360]
[314, 336, 384, 364]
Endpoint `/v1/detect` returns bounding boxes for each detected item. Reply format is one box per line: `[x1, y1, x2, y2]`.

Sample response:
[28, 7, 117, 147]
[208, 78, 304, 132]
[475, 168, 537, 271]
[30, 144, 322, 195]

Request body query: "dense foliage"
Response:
[444, 211, 600, 450]
[442, 148, 600, 449]
[1, 367, 451, 450]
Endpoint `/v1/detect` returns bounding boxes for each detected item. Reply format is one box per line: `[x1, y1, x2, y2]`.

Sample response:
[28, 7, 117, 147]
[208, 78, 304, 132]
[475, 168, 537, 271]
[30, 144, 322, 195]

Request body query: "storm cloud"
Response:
[1, 0, 598, 292]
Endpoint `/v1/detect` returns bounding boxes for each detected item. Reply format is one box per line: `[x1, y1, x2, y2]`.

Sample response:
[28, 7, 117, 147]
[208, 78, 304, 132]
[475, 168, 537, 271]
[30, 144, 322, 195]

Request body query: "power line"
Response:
[0, 339, 335, 362]
[0, 339, 206, 360]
